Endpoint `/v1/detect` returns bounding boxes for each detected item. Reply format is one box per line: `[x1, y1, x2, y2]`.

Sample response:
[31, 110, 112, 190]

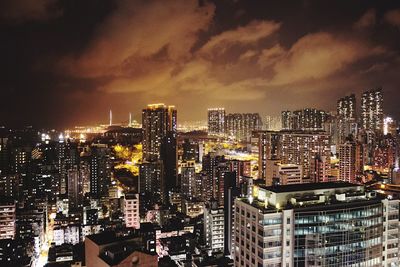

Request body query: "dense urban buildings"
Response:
[2, 1, 400, 266]
[0, 92, 399, 267]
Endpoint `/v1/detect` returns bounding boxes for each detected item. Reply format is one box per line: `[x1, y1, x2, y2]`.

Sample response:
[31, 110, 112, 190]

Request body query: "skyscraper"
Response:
[90, 144, 111, 198]
[180, 161, 196, 198]
[234, 182, 400, 267]
[225, 113, 262, 141]
[142, 104, 177, 203]
[207, 108, 226, 136]
[282, 109, 329, 131]
[337, 94, 356, 121]
[339, 140, 356, 183]
[280, 131, 331, 179]
[142, 104, 177, 161]
[361, 88, 384, 133]
[204, 199, 224, 253]
[281, 111, 293, 130]
[337, 94, 357, 145]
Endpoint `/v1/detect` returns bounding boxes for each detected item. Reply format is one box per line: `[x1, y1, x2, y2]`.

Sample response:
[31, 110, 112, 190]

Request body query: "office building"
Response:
[234, 182, 399, 267]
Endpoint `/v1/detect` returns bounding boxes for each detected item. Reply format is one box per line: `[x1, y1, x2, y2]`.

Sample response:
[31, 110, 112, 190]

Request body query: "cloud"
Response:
[384, 9, 400, 27]
[199, 20, 280, 56]
[257, 44, 285, 68]
[271, 32, 385, 85]
[0, 0, 61, 23]
[62, 0, 215, 78]
[353, 9, 376, 29]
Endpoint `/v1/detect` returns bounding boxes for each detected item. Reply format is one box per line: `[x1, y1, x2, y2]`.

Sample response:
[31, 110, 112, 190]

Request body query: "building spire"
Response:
[109, 109, 112, 126]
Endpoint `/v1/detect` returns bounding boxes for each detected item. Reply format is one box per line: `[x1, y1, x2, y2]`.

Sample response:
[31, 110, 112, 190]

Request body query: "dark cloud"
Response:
[0, 0, 62, 23]
[1, 0, 400, 128]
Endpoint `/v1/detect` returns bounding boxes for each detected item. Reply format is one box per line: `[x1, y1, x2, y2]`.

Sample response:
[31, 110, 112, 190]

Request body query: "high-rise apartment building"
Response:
[142, 104, 177, 203]
[282, 109, 329, 131]
[180, 161, 196, 198]
[234, 182, 399, 267]
[208, 108, 226, 136]
[124, 193, 140, 229]
[337, 94, 357, 145]
[142, 104, 177, 161]
[225, 113, 262, 141]
[337, 94, 356, 121]
[339, 141, 356, 183]
[90, 144, 111, 198]
[0, 198, 16, 240]
[67, 166, 81, 208]
[280, 131, 331, 179]
[281, 111, 293, 130]
[204, 200, 224, 253]
[361, 88, 384, 133]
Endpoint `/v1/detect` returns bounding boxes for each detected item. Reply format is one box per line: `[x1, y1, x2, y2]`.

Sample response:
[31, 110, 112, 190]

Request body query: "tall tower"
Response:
[109, 109, 112, 126]
[339, 140, 356, 183]
[337, 94, 357, 145]
[208, 108, 225, 136]
[142, 104, 176, 161]
[361, 88, 383, 133]
[142, 104, 177, 203]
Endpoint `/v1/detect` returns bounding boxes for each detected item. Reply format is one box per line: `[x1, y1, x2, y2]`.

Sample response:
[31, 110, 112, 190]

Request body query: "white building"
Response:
[124, 193, 140, 229]
[265, 160, 302, 186]
[204, 200, 224, 253]
[234, 182, 399, 267]
[0, 199, 16, 240]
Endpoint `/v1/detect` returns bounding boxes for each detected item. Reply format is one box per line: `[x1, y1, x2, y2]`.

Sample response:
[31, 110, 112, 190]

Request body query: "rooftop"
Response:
[260, 182, 359, 193]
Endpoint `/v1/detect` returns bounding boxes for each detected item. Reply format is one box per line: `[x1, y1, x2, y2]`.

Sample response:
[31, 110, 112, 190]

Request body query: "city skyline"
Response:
[2, 1, 400, 127]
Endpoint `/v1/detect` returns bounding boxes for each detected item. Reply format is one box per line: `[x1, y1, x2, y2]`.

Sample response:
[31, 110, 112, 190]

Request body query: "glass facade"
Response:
[294, 202, 383, 267]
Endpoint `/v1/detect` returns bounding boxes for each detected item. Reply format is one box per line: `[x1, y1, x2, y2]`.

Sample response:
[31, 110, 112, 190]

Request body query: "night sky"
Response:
[1, 0, 400, 128]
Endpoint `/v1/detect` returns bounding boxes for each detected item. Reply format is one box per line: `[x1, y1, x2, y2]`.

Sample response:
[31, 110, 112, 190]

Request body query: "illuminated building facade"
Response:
[207, 108, 226, 136]
[337, 94, 357, 145]
[361, 88, 384, 133]
[234, 182, 399, 267]
[142, 104, 177, 203]
[280, 131, 331, 179]
[180, 161, 196, 198]
[124, 193, 140, 229]
[204, 200, 224, 253]
[339, 141, 356, 183]
[0, 198, 16, 240]
[225, 113, 262, 141]
[142, 104, 177, 161]
[282, 109, 329, 131]
[265, 161, 303, 186]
